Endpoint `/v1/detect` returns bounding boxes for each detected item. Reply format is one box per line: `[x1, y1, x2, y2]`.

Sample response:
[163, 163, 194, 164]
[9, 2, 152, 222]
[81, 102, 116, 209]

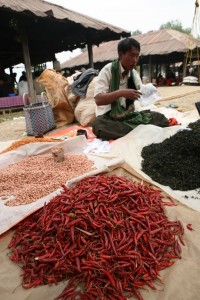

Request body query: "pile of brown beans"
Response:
[0, 153, 95, 206]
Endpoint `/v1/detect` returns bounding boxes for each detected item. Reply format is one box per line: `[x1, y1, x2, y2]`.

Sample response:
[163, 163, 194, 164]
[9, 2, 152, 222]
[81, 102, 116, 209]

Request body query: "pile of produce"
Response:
[8, 174, 185, 300]
[141, 120, 200, 191]
[0, 137, 61, 154]
[0, 153, 95, 206]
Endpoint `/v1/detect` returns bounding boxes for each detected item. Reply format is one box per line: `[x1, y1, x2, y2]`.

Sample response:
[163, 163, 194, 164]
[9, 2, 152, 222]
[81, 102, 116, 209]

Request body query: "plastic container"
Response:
[76, 129, 88, 139]
[51, 146, 64, 163]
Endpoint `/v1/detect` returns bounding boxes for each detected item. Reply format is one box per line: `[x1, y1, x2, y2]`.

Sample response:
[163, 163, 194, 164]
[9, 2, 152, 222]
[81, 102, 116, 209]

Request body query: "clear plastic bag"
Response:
[139, 83, 161, 107]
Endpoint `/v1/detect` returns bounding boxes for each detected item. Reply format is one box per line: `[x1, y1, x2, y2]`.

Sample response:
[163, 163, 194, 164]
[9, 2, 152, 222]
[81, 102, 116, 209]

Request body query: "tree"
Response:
[159, 20, 191, 35]
[131, 29, 142, 36]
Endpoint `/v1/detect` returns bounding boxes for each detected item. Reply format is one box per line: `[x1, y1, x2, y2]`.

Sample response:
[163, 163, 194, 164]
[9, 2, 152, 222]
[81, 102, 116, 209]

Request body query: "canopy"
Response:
[0, 0, 130, 68]
[0, 0, 130, 100]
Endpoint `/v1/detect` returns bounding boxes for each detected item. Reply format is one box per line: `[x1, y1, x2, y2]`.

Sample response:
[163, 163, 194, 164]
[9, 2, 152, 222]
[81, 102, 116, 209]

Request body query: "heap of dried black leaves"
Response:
[141, 119, 200, 191]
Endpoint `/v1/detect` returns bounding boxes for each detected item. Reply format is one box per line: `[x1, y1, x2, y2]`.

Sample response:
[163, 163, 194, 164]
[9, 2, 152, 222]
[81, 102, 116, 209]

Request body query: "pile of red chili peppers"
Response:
[8, 174, 185, 300]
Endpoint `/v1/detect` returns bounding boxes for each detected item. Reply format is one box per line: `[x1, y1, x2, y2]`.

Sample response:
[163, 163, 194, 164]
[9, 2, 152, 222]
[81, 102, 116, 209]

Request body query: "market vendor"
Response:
[92, 37, 169, 140]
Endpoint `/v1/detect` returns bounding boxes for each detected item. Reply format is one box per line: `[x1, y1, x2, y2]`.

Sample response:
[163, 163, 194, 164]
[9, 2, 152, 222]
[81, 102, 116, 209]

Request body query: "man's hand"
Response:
[122, 89, 142, 100]
[95, 89, 142, 106]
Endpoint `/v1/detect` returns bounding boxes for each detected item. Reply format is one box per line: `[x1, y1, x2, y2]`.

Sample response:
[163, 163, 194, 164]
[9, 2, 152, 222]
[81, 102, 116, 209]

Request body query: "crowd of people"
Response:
[0, 68, 45, 97]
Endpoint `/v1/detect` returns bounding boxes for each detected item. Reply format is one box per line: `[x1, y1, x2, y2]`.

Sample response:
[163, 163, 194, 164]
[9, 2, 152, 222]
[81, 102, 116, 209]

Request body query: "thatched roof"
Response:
[0, 0, 130, 68]
[61, 29, 200, 70]
[138, 29, 200, 55]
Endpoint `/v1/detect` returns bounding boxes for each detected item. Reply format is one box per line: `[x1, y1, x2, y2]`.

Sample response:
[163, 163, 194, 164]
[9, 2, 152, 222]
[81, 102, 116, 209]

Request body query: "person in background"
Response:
[0, 67, 14, 97]
[92, 37, 169, 140]
[19, 71, 27, 82]
[10, 72, 17, 94]
[17, 71, 28, 95]
[157, 73, 165, 86]
[10, 72, 17, 85]
[166, 69, 176, 86]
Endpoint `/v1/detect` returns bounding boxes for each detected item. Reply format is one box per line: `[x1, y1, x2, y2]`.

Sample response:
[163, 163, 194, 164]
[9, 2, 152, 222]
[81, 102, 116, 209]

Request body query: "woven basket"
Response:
[23, 93, 55, 136]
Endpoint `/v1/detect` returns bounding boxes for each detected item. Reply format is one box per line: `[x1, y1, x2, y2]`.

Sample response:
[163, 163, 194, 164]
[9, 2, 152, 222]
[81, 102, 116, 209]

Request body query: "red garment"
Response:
[168, 118, 180, 126]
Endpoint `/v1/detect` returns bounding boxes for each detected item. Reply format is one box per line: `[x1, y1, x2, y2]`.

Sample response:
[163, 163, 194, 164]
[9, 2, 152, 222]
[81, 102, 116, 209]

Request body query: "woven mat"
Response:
[45, 125, 96, 141]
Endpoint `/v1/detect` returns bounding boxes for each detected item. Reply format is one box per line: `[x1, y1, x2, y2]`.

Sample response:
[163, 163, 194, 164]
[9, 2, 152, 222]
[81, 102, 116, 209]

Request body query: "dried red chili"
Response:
[8, 174, 186, 300]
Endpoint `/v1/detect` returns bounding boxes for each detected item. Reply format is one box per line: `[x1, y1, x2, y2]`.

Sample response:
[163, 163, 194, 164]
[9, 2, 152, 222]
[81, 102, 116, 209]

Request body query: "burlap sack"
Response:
[74, 77, 97, 126]
[37, 69, 74, 127]
[64, 72, 81, 111]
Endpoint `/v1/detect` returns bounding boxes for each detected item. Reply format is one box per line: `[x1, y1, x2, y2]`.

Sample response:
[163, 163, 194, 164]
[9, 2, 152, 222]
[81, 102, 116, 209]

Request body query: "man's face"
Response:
[119, 47, 140, 71]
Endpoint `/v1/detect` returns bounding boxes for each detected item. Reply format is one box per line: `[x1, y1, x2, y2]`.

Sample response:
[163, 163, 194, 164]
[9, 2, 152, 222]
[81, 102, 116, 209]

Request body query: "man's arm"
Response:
[94, 63, 142, 106]
[95, 89, 142, 106]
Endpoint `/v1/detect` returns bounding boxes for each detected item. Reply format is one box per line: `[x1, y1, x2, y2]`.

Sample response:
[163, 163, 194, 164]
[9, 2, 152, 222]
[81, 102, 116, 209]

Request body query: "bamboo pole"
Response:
[20, 29, 36, 102]
[87, 42, 94, 69]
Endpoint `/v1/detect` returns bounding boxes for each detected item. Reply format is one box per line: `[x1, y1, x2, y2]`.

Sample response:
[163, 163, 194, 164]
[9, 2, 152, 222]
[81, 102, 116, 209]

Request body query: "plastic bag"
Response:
[139, 83, 161, 107]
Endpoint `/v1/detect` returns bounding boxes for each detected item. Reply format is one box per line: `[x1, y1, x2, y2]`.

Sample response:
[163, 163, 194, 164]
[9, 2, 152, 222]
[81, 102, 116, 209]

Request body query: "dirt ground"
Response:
[157, 85, 200, 112]
[0, 85, 200, 142]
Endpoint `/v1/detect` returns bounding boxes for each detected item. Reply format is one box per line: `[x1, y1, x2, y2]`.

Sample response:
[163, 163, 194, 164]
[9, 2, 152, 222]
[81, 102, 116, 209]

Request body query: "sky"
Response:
[47, 0, 195, 34]
[11, 0, 197, 80]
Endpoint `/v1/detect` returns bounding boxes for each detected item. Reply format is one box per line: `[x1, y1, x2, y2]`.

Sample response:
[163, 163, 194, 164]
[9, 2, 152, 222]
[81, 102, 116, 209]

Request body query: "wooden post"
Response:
[148, 55, 152, 83]
[139, 61, 143, 80]
[155, 63, 158, 82]
[182, 53, 188, 79]
[20, 30, 36, 102]
[87, 42, 94, 68]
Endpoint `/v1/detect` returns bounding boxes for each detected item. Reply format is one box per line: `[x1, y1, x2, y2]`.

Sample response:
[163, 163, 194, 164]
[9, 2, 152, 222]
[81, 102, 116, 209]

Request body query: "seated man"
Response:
[92, 37, 169, 140]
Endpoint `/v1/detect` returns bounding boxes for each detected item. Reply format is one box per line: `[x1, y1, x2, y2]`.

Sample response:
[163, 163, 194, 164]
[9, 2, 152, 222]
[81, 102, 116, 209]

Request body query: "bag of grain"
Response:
[74, 77, 97, 126]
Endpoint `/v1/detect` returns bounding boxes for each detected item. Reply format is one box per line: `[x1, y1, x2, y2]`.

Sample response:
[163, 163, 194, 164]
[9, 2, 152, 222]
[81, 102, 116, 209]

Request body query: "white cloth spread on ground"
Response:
[0, 108, 199, 235]
[83, 138, 111, 154]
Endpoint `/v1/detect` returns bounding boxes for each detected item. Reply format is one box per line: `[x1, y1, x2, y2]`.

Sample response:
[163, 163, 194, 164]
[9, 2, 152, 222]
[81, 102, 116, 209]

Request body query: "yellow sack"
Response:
[37, 69, 74, 127]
